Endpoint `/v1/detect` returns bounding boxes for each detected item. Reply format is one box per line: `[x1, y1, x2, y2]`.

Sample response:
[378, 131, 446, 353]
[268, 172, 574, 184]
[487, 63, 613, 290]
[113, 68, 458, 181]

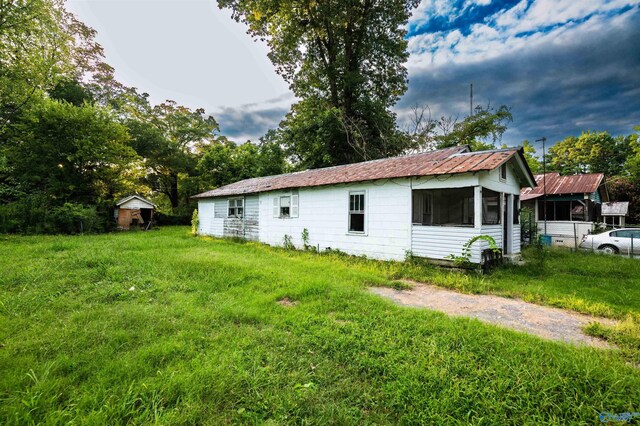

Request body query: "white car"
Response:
[580, 228, 640, 255]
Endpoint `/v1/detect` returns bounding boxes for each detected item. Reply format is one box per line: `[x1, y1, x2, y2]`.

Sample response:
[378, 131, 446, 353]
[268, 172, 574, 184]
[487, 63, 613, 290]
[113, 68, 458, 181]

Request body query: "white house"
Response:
[193, 146, 536, 264]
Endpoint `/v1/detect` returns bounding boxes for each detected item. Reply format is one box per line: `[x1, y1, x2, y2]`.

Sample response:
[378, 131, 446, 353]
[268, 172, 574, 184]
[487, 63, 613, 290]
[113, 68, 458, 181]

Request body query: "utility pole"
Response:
[536, 137, 547, 235]
[469, 83, 473, 116]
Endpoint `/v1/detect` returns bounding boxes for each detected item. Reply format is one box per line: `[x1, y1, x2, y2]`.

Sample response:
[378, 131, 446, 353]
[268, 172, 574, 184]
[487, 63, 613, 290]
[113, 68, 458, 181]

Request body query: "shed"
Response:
[115, 195, 156, 230]
[601, 201, 629, 228]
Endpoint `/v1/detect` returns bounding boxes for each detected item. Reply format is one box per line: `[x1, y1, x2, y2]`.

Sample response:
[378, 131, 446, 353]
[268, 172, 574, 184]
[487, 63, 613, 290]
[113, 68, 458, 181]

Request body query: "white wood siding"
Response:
[537, 221, 594, 247]
[513, 225, 521, 254]
[412, 226, 481, 263]
[258, 180, 412, 260]
[119, 198, 154, 210]
[198, 199, 223, 236]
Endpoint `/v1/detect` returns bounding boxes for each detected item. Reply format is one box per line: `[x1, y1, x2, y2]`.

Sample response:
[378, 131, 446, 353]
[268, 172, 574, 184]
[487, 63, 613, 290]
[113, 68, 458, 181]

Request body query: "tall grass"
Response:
[0, 228, 638, 424]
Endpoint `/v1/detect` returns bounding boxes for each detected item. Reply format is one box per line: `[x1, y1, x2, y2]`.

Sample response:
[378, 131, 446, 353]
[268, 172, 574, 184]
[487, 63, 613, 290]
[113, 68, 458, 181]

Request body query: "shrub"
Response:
[191, 209, 199, 236]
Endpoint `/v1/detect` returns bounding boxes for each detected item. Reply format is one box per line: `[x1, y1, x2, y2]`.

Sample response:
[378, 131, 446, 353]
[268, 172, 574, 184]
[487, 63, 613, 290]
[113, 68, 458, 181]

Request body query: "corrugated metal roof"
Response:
[193, 146, 531, 199]
[520, 172, 604, 201]
[602, 201, 629, 216]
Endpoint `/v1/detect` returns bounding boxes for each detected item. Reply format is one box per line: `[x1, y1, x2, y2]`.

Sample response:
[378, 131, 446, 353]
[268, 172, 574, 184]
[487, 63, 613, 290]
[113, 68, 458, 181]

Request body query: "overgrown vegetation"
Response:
[0, 228, 639, 424]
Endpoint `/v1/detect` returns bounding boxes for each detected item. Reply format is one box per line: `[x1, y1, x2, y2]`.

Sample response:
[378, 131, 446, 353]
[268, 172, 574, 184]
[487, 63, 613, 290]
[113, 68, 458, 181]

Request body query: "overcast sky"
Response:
[66, 0, 640, 152]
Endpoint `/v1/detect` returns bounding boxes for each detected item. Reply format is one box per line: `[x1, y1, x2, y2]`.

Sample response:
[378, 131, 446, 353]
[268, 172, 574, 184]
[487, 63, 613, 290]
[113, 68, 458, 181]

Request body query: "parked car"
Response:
[580, 228, 640, 255]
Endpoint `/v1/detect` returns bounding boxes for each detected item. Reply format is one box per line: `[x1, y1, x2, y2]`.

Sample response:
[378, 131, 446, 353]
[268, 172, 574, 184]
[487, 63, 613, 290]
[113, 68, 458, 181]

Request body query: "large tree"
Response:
[547, 131, 631, 176]
[126, 100, 219, 210]
[0, 0, 102, 134]
[218, 0, 419, 167]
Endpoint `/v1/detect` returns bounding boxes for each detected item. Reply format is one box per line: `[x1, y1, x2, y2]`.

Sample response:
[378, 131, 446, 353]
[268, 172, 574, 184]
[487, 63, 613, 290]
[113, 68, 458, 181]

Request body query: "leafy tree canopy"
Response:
[218, 0, 420, 167]
[547, 130, 632, 176]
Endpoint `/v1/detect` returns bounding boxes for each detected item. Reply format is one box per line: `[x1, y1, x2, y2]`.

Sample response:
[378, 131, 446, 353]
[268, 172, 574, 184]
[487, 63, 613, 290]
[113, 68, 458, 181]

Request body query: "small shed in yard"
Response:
[115, 195, 156, 230]
[602, 201, 629, 228]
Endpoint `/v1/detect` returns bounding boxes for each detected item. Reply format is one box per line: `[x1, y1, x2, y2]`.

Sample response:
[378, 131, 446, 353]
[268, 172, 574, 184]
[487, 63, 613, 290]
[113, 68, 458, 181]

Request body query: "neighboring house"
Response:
[192, 146, 536, 264]
[601, 201, 629, 228]
[520, 172, 608, 246]
[115, 195, 156, 230]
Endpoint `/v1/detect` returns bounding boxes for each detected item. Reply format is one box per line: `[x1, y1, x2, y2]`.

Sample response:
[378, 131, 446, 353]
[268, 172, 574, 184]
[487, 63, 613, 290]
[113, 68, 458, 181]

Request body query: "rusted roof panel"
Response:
[520, 172, 604, 201]
[193, 146, 527, 199]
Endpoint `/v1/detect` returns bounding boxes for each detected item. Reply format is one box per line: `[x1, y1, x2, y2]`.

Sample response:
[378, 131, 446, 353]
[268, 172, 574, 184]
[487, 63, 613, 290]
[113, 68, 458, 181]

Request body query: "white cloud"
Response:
[407, 0, 638, 69]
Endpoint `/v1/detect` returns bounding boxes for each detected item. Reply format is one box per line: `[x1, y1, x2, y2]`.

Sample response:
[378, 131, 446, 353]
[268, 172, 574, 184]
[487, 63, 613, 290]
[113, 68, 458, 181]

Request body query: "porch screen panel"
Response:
[412, 187, 474, 226]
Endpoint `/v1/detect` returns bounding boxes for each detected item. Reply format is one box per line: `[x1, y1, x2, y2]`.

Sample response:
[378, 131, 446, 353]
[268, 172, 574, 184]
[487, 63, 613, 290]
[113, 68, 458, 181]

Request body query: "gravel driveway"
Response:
[370, 283, 617, 348]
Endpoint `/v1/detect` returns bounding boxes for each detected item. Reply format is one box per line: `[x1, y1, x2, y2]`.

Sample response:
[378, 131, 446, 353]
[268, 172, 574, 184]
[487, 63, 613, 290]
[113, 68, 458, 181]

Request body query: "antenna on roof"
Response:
[469, 83, 473, 117]
[536, 137, 547, 235]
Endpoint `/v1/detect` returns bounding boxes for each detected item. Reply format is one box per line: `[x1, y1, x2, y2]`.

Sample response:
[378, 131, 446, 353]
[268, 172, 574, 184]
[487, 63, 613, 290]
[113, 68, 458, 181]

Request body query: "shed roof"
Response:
[193, 145, 535, 199]
[601, 201, 629, 216]
[116, 195, 157, 208]
[520, 172, 604, 201]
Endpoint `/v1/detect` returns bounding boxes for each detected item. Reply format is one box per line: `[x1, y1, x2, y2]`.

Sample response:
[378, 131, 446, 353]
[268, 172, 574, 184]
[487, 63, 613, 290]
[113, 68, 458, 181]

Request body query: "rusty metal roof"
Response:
[520, 172, 604, 201]
[193, 145, 531, 198]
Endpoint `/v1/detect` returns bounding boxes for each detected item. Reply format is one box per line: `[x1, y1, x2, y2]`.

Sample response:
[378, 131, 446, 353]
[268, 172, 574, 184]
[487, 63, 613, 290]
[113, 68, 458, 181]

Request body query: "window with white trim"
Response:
[273, 194, 299, 218]
[280, 196, 291, 217]
[500, 164, 507, 181]
[228, 198, 243, 218]
[348, 191, 365, 233]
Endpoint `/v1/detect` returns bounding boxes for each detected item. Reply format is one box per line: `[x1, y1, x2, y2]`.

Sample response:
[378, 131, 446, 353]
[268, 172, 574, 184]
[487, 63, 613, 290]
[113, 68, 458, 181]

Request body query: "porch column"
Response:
[506, 194, 514, 254]
[474, 186, 482, 230]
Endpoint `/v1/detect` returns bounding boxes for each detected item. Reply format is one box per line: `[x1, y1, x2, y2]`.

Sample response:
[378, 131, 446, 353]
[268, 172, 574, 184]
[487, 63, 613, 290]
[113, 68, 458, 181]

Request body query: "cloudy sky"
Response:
[67, 0, 640, 151]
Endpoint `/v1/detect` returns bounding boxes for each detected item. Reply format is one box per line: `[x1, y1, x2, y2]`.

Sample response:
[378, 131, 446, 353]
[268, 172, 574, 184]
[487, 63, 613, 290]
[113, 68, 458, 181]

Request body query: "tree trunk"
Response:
[169, 173, 179, 209]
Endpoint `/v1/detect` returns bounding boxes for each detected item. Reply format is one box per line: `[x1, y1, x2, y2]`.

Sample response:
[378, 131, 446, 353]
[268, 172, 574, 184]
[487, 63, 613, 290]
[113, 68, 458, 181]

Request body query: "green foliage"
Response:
[0, 228, 639, 423]
[584, 314, 640, 366]
[301, 228, 315, 252]
[0, 0, 102, 134]
[218, 0, 420, 167]
[436, 105, 512, 150]
[606, 176, 640, 224]
[196, 137, 287, 189]
[446, 235, 501, 267]
[191, 209, 199, 236]
[282, 234, 294, 250]
[546, 130, 631, 176]
[521, 140, 542, 173]
[5, 97, 135, 205]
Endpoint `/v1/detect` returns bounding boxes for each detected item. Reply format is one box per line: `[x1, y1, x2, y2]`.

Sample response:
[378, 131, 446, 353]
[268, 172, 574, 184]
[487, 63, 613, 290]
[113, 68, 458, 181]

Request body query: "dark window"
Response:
[412, 187, 474, 226]
[513, 195, 520, 224]
[280, 196, 290, 218]
[554, 201, 571, 221]
[500, 164, 507, 181]
[349, 192, 365, 233]
[613, 230, 638, 238]
[482, 189, 500, 225]
[228, 198, 243, 218]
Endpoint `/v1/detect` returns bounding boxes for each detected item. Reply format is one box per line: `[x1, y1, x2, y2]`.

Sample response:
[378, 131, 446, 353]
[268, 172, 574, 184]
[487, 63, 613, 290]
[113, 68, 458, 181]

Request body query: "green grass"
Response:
[1, 227, 639, 424]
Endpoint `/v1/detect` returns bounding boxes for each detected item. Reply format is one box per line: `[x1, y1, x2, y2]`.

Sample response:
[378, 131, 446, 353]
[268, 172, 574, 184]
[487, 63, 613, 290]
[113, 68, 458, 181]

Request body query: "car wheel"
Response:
[599, 244, 618, 255]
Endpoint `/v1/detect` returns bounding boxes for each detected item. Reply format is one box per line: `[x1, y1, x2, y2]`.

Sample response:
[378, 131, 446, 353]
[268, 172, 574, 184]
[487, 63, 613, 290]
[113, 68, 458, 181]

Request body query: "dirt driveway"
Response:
[370, 282, 617, 348]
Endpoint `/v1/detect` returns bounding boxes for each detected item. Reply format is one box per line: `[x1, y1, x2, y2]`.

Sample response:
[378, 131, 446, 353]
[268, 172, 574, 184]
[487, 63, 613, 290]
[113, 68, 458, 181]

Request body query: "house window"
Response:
[273, 194, 299, 218]
[513, 195, 520, 224]
[500, 164, 507, 181]
[228, 198, 243, 218]
[280, 196, 290, 218]
[482, 189, 500, 225]
[348, 192, 365, 233]
[412, 187, 474, 226]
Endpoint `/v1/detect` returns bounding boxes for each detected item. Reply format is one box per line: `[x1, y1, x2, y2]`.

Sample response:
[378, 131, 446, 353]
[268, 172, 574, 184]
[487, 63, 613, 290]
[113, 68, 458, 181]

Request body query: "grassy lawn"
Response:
[1, 227, 639, 424]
